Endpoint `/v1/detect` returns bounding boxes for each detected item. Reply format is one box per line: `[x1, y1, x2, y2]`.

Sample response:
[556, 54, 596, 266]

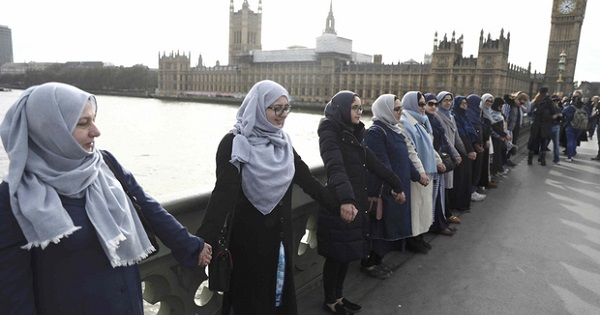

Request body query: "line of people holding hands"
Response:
[2, 80, 594, 315]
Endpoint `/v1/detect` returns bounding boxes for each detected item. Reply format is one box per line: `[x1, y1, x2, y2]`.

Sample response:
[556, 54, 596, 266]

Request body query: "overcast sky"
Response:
[2, 0, 599, 83]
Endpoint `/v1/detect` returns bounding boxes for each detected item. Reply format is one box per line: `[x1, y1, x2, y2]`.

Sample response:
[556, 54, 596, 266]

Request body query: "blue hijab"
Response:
[466, 94, 483, 128]
[452, 95, 479, 143]
[400, 91, 436, 173]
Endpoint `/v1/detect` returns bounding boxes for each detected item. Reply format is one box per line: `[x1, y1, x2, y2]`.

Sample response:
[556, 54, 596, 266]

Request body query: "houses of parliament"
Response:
[156, 0, 591, 105]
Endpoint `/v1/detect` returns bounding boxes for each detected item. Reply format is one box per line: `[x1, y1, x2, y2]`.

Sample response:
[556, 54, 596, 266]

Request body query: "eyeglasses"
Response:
[267, 105, 292, 116]
[351, 105, 363, 113]
[418, 102, 427, 107]
[427, 101, 438, 106]
[393, 107, 403, 112]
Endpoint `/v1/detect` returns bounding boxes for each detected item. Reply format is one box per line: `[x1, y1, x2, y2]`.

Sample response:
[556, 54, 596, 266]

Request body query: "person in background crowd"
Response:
[361, 94, 419, 279]
[587, 95, 599, 141]
[503, 91, 530, 167]
[526, 87, 557, 166]
[590, 96, 600, 160]
[0, 82, 211, 315]
[401, 91, 444, 254]
[317, 90, 405, 315]
[424, 93, 458, 235]
[561, 90, 587, 162]
[197, 80, 340, 315]
[549, 94, 564, 164]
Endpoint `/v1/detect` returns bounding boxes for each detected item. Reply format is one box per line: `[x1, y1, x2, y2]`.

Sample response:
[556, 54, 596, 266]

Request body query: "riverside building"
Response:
[156, 0, 590, 105]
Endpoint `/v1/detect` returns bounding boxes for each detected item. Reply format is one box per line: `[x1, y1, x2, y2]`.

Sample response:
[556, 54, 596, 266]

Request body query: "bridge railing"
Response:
[140, 119, 531, 315]
[139, 166, 328, 315]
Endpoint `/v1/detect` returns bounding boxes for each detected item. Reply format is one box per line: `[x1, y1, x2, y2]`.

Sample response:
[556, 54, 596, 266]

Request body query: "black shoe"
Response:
[378, 262, 394, 274]
[592, 156, 600, 161]
[323, 303, 353, 315]
[340, 298, 362, 313]
[360, 264, 391, 280]
[405, 242, 428, 254]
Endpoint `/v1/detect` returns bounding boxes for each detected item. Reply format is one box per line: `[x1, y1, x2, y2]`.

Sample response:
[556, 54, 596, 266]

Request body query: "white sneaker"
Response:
[471, 191, 486, 202]
[566, 158, 573, 162]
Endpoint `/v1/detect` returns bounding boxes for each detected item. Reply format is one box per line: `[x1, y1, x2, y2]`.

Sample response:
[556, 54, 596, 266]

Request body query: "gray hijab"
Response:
[372, 94, 403, 134]
[230, 80, 294, 215]
[0, 82, 154, 267]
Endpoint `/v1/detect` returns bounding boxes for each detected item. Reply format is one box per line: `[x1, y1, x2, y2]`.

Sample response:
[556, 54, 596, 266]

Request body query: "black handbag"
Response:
[208, 165, 242, 292]
[439, 151, 456, 173]
[208, 211, 234, 292]
[101, 151, 160, 258]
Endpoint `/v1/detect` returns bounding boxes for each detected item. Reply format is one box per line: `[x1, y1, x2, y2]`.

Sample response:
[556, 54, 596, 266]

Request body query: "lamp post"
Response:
[556, 51, 566, 94]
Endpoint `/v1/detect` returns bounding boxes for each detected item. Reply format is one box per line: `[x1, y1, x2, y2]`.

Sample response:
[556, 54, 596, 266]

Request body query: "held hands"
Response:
[391, 190, 406, 204]
[437, 162, 446, 173]
[340, 203, 358, 223]
[418, 173, 430, 186]
[198, 243, 212, 267]
[474, 144, 484, 153]
[455, 155, 462, 165]
[467, 152, 477, 160]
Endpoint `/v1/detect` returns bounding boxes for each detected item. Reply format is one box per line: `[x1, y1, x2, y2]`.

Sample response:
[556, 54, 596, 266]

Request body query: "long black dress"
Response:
[197, 133, 338, 315]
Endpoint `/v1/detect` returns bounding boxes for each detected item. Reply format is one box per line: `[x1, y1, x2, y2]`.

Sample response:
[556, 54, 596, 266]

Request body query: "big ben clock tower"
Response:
[545, 0, 587, 94]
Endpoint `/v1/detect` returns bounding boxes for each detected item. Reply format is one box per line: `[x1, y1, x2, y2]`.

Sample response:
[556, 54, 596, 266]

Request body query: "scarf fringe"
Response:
[21, 226, 82, 250]
[109, 246, 157, 268]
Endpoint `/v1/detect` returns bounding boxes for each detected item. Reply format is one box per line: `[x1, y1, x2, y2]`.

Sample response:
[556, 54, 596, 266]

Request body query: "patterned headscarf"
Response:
[230, 80, 295, 215]
[0, 82, 154, 267]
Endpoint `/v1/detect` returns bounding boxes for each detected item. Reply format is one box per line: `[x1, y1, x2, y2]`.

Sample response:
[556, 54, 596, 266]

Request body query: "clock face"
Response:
[559, 0, 576, 14]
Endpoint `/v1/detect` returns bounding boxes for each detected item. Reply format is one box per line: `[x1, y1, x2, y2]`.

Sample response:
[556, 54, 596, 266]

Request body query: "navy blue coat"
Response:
[317, 118, 404, 262]
[0, 151, 204, 315]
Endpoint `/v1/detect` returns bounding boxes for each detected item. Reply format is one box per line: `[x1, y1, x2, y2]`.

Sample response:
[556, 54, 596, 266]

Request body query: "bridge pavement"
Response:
[297, 138, 600, 315]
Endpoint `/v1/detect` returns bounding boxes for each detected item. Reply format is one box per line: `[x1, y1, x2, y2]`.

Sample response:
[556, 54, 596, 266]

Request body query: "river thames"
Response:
[0, 89, 371, 199]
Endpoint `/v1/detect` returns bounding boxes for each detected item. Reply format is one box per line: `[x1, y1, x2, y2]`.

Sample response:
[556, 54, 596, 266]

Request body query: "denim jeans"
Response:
[565, 124, 583, 159]
[551, 125, 560, 162]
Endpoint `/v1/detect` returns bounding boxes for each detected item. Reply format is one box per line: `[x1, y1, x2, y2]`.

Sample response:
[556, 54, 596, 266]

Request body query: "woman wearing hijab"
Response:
[465, 94, 488, 190]
[360, 94, 419, 278]
[476, 94, 495, 189]
[196, 80, 339, 315]
[449, 95, 484, 211]
[0, 82, 211, 315]
[317, 90, 405, 315]
[424, 93, 459, 235]
[482, 96, 511, 177]
[400, 91, 444, 253]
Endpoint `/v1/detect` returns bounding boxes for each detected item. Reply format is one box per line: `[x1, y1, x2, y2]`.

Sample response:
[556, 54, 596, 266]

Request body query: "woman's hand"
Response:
[467, 152, 477, 160]
[198, 243, 212, 267]
[340, 203, 357, 223]
[418, 173, 429, 186]
[391, 191, 406, 204]
[437, 163, 446, 173]
[455, 155, 462, 165]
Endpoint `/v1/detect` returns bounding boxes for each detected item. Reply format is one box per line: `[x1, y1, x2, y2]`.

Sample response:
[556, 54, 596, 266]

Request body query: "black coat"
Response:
[316, 118, 403, 262]
[528, 96, 557, 151]
[196, 133, 338, 315]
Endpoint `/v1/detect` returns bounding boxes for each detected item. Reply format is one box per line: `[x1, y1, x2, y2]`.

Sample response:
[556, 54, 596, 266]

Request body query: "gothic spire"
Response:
[324, 0, 337, 35]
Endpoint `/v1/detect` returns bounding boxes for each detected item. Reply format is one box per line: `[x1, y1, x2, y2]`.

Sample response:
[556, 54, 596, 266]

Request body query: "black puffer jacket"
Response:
[316, 118, 403, 262]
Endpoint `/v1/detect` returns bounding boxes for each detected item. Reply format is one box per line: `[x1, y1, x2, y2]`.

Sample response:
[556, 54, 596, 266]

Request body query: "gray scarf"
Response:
[230, 80, 294, 215]
[0, 82, 153, 267]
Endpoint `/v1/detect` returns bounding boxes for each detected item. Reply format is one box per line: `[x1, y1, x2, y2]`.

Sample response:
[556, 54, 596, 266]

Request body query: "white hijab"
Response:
[372, 94, 403, 134]
[0, 82, 154, 267]
[230, 80, 295, 215]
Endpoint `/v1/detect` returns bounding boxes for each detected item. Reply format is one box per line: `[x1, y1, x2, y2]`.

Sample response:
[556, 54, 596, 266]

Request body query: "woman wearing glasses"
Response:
[197, 80, 340, 315]
[424, 93, 460, 235]
[317, 90, 406, 315]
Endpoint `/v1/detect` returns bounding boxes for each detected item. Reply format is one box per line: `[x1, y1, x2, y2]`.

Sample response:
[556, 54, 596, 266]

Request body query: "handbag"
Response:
[208, 164, 242, 292]
[208, 211, 234, 292]
[439, 151, 456, 173]
[367, 184, 384, 220]
[101, 151, 160, 258]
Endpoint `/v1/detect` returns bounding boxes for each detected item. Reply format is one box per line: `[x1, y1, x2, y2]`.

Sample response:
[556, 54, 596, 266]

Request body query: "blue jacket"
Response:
[0, 150, 204, 315]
